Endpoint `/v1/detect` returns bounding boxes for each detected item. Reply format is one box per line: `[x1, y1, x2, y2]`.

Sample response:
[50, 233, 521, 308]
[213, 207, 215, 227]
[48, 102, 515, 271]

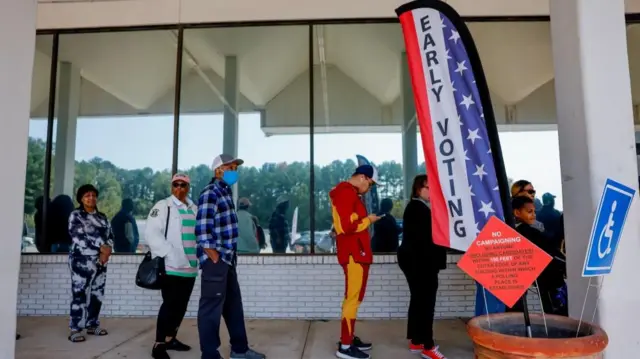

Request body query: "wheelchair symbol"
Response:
[597, 200, 617, 259]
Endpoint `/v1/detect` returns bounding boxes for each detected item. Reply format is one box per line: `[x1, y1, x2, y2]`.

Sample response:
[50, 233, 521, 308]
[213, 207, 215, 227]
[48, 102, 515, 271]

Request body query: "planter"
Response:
[467, 313, 608, 358]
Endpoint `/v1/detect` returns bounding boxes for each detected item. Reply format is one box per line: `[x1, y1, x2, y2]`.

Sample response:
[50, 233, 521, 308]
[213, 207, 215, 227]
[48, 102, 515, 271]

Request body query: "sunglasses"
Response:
[522, 189, 536, 195]
[172, 182, 189, 189]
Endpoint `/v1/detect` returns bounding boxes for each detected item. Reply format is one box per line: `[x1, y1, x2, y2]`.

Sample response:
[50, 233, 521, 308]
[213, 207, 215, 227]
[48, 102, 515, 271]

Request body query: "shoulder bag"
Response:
[135, 207, 170, 290]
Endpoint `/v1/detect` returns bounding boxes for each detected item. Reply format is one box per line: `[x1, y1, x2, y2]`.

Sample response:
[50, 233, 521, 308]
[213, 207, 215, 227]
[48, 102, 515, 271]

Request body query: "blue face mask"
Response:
[222, 170, 239, 185]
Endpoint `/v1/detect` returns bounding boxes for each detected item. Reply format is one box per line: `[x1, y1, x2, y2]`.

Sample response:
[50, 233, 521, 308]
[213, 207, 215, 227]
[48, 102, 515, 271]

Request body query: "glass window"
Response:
[312, 24, 406, 254]
[42, 30, 178, 254]
[22, 35, 54, 253]
[178, 26, 311, 254]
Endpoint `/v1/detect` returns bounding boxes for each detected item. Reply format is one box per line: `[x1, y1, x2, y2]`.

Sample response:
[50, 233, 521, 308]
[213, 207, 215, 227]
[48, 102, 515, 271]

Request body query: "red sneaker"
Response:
[408, 341, 423, 353]
[421, 346, 447, 359]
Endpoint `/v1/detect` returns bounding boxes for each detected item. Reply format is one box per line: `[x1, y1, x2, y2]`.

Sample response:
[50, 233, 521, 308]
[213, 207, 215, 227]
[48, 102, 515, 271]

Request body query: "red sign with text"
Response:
[457, 217, 553, 308]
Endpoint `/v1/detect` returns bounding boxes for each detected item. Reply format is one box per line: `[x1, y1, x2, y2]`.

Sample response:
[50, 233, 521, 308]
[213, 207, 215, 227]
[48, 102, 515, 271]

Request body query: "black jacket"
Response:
[398, 199, 447, 271]
[515, 222, 566, 289]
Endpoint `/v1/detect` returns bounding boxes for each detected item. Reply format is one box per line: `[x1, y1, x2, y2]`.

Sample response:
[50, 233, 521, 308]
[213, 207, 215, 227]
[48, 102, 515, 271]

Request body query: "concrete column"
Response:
[550, 0, 640, 356]
[223, 56, 239, 157]
[223, 56, 239, 201]
[401, 52, 417, 201]
[53, 62, 80, 197]
[0, 0, 37, 357]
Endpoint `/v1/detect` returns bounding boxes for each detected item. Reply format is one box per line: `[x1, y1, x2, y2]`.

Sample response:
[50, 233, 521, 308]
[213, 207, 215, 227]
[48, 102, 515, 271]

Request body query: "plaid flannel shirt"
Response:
[195, 179, 239, 266]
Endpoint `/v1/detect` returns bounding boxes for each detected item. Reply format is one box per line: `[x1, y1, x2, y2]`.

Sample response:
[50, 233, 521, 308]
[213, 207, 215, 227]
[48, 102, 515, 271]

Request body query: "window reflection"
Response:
[178, 26, 310, 254]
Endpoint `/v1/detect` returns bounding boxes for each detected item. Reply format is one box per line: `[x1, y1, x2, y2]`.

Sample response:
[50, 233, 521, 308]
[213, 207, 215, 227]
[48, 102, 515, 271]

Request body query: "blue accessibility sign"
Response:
[582, 178, 636, 277]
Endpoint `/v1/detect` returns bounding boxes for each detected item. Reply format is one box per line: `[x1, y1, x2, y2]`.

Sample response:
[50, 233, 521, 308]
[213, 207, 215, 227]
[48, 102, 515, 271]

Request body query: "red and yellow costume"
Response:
[329, 181, 373, 345]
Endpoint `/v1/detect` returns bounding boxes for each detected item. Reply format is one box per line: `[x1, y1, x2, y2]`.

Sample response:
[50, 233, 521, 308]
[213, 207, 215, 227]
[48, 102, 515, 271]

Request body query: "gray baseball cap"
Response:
[211, 154, 244, 171]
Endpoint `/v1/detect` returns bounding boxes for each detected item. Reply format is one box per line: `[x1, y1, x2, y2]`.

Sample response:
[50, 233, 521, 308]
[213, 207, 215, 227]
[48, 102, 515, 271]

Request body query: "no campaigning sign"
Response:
[457, 217, 553, 308]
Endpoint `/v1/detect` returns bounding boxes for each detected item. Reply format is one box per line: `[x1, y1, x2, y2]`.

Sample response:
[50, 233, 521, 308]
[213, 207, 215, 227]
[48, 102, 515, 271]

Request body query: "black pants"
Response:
[398, 252, 439, 348]
[156, 275, 196, 342]
[198, 260, 249, 359]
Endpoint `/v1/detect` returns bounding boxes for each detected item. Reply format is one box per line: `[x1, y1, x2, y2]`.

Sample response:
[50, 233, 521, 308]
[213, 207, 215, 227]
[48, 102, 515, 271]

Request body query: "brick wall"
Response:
[18, 254, 540, 319]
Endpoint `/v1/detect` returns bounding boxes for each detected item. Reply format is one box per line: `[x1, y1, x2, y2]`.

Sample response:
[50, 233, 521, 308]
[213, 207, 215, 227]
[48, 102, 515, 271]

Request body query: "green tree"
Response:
[23, 138, 46, 226]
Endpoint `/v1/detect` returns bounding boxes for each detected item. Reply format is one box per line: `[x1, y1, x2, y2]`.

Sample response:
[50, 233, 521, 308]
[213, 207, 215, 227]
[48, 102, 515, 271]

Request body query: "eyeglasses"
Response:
[172, 182, 188, 189]
[522, 189, 536, 195]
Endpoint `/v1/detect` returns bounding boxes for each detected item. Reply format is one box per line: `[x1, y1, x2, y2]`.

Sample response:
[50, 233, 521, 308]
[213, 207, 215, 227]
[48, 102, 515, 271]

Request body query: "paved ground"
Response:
[16, 317, 474, 359]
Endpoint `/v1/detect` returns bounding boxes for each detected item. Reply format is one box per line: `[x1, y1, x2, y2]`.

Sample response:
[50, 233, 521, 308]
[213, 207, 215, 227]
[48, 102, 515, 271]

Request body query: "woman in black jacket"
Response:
[397, 175, 447, 359]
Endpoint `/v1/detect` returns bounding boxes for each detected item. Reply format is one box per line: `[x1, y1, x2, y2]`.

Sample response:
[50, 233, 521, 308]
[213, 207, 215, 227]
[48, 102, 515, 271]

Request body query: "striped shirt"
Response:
[166, 207, 198, 277]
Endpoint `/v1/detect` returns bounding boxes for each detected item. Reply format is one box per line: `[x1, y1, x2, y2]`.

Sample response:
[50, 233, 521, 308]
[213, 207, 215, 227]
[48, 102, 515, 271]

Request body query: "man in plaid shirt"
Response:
[196, 154, 266, 359]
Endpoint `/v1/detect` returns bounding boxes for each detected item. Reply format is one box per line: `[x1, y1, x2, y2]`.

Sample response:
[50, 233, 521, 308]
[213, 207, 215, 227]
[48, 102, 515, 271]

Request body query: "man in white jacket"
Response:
[145, 173, 199, 359]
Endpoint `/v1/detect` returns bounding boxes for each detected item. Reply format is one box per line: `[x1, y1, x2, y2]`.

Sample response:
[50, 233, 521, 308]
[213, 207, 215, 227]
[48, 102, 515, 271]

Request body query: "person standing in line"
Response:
[196, 154, 266, 359]
[268, 196, 290, 253]
[329, 164, 381, 359]
[510, 180, 545, 232]
[67, 184, 112, 343]
[397, 175, 448, 359]
[146, 174, 199, 359]
[236, 197, 260, 254]
[112, 198, 139, 253]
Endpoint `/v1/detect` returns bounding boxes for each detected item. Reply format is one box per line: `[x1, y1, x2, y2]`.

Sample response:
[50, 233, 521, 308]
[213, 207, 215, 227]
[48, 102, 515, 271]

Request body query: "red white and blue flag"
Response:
[396, 1, 511, 315]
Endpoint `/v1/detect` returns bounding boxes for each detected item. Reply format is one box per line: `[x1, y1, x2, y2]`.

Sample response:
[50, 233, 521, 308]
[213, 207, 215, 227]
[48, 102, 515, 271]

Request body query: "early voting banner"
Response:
[396, 0, 513, 315]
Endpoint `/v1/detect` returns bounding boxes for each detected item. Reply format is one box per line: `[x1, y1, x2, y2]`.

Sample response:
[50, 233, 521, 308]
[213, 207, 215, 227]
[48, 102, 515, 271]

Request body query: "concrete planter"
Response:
[467, 313, 608, 358]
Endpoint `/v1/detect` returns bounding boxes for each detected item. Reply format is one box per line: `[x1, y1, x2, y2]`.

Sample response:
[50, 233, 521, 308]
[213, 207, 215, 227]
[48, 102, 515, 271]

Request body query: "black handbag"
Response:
[135, 207, 170, 290]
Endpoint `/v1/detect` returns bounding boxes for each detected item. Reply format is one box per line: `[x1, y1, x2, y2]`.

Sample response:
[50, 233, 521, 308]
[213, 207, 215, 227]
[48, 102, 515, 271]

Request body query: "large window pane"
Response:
[312, 24, 406, 254]
[45, 30, 178, 254]
[178, 26, 310, 254]
[22, 35, 54, 253]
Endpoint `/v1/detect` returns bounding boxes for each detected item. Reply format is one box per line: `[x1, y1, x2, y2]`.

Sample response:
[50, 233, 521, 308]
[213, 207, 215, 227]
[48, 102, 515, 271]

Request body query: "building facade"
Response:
[3, 0, 640, 358]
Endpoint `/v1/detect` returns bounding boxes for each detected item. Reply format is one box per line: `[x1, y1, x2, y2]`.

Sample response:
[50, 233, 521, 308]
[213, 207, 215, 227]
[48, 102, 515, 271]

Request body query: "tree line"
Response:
[23, 137, 427, 232]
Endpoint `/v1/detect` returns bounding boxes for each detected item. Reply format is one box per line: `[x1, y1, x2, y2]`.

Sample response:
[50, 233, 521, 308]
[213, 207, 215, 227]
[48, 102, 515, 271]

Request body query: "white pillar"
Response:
[223, 56, 239, 201]
[53, 62, 80, 197]
[550, 0, 640, 356]
[0, 0, 37, 358]
[401, 52, 417, 201]
[223, 56, 239, 157]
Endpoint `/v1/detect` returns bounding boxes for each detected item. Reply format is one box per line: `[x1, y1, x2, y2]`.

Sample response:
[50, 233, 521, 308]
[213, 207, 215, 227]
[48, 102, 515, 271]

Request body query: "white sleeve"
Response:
[144, 201, 172, 258]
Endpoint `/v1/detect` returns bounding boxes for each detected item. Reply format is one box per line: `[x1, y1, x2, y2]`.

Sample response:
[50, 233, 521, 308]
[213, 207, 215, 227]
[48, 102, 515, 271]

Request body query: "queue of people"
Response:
[55, 156, 565, 359]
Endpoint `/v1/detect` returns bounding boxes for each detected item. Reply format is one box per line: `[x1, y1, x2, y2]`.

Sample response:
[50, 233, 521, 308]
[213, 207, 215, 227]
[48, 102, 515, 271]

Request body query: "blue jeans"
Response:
[198, 260, 249, 359]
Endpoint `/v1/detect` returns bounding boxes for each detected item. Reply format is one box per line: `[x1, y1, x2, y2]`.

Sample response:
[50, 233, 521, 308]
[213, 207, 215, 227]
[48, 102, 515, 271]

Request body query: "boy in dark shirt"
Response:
[509, 196, 568, 316]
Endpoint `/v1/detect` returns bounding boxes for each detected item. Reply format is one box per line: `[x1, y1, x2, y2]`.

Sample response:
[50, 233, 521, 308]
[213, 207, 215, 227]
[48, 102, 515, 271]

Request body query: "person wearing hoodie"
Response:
[111, 198, 140, 253]
[49, 194, 74, 253]
[268, 196, 291, 254]
[236, 197, 260, 254]
[329, 164, 381, 359]
[371, 198, 400, 253]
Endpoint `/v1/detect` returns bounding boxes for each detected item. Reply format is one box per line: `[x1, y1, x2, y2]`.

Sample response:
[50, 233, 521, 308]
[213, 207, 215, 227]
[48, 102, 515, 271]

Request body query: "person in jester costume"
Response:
[329, 164, 382, 359]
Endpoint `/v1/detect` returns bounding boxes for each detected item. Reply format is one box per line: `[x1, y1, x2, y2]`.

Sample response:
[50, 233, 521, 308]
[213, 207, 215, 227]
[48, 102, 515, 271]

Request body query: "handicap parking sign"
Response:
[582, 178, 636, 277]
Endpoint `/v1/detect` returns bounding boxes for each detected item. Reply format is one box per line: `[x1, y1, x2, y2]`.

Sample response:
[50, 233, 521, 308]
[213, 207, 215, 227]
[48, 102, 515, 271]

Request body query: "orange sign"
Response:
[457, 217, 553, 308]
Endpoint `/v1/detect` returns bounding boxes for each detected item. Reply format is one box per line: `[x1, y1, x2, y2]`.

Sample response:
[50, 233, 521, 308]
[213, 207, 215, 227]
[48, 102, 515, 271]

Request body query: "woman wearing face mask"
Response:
[145, 174, 199, 359]
[67, 184, 113, 343]
[397, 175, 448, 359]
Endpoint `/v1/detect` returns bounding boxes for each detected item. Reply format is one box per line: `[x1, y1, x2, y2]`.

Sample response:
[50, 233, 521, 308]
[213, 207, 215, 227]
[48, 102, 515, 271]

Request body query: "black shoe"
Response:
[353, 336, 372, 351]
[166, 338, 191, 351]
[152, 343, 171, 359]
[336, 345, 370, 359]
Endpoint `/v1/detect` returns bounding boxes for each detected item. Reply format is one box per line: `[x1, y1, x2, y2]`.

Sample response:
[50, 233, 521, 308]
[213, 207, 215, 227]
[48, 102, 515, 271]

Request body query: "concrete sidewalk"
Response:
[15, 317, 474, 359]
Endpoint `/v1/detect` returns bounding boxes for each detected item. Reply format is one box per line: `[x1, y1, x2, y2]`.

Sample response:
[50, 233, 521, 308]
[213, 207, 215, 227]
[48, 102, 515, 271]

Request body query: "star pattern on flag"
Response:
[460, 94, 475, 110]
[478, 201, 496, 218]
[441, 14, 505, 236]
[449, 29, 461, 44]
[467, 128, 482, 144]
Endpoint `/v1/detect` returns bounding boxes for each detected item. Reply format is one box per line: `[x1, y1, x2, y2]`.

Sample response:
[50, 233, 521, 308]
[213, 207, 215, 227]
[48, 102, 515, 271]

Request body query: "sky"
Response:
[29, 113, 564, 210]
